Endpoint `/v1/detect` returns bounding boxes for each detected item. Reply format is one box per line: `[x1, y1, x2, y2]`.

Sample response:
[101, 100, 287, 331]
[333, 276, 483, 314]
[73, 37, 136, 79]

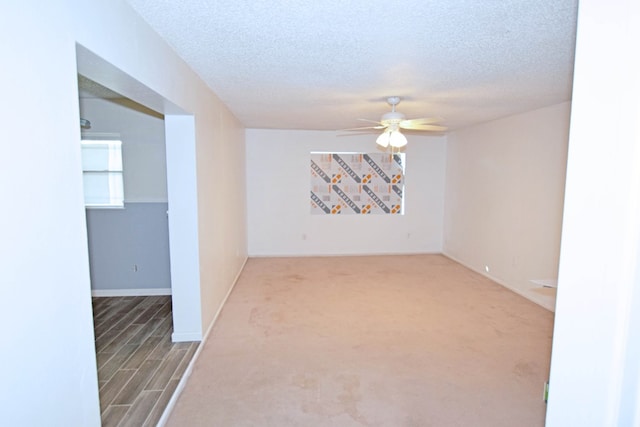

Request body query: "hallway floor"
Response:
[92, 295, 198, 427]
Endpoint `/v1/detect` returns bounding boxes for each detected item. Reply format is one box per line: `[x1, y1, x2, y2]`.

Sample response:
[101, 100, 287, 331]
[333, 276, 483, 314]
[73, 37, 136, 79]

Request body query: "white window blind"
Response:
[81, 139, 124, 207]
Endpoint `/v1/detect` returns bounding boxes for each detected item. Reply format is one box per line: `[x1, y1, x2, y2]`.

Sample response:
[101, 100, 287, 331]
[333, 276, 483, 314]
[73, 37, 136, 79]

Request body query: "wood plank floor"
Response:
[92, 296, 198, 427]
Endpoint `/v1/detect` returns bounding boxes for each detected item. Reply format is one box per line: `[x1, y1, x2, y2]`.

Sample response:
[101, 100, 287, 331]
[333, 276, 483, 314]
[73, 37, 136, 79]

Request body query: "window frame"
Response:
[80, 133, 125, 209]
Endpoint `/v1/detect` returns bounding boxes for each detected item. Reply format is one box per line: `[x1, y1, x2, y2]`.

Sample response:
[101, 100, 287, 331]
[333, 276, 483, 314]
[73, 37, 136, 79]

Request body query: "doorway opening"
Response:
[76, 44, 203, 425]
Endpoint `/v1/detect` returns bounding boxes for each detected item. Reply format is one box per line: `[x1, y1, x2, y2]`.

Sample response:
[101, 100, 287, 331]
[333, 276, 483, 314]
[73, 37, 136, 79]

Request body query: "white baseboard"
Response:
[171, 331, 202, 342]
[442, 252, 556, 312]
[157, 256, 249, 427]
[91, 288, 172, 297]
[530, 278, 558, 288]
[201, 257, 249, 343]
[248, 251, 443, 258]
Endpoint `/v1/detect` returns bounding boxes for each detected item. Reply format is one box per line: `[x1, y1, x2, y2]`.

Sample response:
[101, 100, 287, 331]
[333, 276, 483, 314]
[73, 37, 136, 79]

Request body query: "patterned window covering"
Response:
[310, 152, 404, 215]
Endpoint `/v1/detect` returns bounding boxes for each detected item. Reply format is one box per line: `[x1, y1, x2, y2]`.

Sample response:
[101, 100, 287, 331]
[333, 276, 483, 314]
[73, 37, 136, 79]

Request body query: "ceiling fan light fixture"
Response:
[389, 130, 407, 148]
[376, 130, 390, 148]
[347, 96, 445, 150]
[376, 129, 407, 149]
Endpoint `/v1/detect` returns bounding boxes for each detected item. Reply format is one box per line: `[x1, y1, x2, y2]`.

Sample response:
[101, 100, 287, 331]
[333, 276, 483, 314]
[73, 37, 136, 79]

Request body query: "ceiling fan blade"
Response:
[400, 117, 444, 127]
[357, 118, 386, 125]
[401, 123, 448, 132]
[336, 131, 379, 137]
[339, 125, 386, 131]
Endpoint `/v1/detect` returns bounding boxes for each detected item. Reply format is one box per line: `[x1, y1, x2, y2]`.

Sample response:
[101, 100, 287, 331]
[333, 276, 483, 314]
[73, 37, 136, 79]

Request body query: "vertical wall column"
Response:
[165, 115, 203, 341]
[546, 0, 640, 424]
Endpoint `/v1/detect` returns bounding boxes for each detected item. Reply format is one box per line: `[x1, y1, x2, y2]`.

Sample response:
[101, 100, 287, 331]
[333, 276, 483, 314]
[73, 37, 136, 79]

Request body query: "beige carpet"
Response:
[166, 255, 553, 426]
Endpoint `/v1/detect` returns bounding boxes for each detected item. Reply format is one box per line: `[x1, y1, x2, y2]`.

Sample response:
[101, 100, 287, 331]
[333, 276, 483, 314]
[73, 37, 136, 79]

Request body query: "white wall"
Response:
[546, 0, 640, 425]
[0, 0, 247, 424]
[246, 129, 446, 256]
[1, 2, 100, 425]
[443, 102, 570, 310]
[191, 97, 247, 342]
[164, 115, 203, 342]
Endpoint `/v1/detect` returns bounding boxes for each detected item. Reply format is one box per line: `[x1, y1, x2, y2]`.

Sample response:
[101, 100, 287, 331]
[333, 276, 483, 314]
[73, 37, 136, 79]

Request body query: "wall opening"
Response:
[75, 44, 203, 342]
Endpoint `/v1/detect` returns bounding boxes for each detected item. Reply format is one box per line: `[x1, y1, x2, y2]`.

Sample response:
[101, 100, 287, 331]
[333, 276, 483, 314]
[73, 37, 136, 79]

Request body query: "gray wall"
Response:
[85, 203, 170, 291]
[79, 96, 169, 293]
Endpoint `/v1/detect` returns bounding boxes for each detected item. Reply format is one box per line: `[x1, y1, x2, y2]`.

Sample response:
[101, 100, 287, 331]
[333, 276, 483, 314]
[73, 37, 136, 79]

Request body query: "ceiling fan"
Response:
[345, 96, 447, 149]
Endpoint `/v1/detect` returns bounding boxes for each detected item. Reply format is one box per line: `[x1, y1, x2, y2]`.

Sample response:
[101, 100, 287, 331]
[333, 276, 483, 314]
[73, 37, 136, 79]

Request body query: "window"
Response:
[80, 138, 124, 208]
[310, 152, 405, 215]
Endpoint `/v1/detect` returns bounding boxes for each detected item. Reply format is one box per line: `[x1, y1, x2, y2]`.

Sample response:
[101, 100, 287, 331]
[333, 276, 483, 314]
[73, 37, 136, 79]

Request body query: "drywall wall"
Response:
[246, 129, 446, 256]
[443, 102, 571, 310]
[0, 0, 247, 425]
[85, 203, 170, 292]
[1, 2, 101, 425]
[79, 97, 167, 202]
[80, 97, 171, 294]
[73, 2, 248, 339]
[547, 0, 640, 425]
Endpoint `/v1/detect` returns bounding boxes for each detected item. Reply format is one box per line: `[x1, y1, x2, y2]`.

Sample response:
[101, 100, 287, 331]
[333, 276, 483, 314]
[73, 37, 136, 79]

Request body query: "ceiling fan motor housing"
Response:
[381, 111, 406, 125]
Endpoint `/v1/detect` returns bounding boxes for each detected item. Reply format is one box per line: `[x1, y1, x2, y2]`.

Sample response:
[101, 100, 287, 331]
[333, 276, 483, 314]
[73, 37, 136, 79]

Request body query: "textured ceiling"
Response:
[123, 0, 578, 132]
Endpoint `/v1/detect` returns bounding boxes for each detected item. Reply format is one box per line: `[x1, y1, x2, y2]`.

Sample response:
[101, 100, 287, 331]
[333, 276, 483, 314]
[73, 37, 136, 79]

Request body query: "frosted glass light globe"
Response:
[389, 131, 407, 148]
[376, 131, 390, 148]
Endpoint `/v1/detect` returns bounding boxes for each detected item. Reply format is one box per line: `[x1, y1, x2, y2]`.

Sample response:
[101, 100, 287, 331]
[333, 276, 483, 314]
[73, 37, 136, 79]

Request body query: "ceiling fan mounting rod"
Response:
[387, 96, 401, 111]
[381, 96, 405, 124]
